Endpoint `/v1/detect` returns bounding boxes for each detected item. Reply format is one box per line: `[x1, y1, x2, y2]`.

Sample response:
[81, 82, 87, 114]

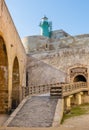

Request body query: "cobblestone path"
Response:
[8, 96, 58, 127]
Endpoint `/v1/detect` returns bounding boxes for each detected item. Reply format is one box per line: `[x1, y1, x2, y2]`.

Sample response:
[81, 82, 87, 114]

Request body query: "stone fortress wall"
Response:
[23, 32, 89, 87]
[0, 0, 26, 113]
[22, 30, 70, 53]
[32, 42, 89, 77]
[24, 33, 89, 110]
[27, 55, 66, 86]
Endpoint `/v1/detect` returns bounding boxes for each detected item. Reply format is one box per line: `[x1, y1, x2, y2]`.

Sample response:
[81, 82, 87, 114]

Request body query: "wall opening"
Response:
[0, 36, 8, 113]
[12, 57, 20, 110]
[26, 71, 28, 87]
[73, 75, 86, 82]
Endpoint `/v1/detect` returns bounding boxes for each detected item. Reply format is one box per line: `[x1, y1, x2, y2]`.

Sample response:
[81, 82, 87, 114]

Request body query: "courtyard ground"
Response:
[0, 114, 9, 126]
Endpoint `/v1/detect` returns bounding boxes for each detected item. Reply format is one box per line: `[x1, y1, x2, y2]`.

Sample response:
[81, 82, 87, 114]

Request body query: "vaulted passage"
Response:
[74, 75, 86, 82]
[0, 36, 8, 113]
[12, 57, 20, 109]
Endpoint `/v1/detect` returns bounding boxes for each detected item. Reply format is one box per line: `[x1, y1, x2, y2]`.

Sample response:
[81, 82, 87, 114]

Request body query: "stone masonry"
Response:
[0, 0, 26, 113]
[27, 55, 66, 86]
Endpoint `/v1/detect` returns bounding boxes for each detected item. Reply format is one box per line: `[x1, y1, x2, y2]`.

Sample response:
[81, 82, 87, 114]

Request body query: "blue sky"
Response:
[5, 0, 89, 38]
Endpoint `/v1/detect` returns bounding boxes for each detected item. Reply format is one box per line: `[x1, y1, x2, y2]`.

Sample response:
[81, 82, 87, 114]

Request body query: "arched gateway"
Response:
[0, 0, 26, 114]
[12, 57, 20, 109]
[70, 67, 88, 83]
[0, 36, 8, 113]
[73, 75, 86, 82]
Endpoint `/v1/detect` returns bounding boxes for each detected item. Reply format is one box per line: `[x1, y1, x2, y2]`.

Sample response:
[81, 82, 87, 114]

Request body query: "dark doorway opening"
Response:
[74, 75, 86, 82]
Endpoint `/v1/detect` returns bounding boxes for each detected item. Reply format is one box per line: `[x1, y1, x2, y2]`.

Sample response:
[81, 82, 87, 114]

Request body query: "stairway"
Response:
[50, 86, 62, 98]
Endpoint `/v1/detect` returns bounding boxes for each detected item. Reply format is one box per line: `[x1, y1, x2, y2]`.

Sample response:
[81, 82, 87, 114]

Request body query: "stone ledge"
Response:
[52, 99, 64, 127]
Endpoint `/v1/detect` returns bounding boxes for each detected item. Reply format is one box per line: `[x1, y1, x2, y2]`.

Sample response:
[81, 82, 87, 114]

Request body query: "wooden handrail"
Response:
[25, 82, 88, 97]
[62, 82, 87, 96]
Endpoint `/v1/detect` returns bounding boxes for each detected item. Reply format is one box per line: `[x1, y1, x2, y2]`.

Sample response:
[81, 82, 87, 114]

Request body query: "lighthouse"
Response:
[39, 16, 52, 38]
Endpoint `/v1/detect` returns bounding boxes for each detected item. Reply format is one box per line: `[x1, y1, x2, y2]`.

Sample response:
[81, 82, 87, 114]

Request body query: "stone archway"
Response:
[70, 67, 88, 83]
[0, 36, 8, 113]
[12, 57, 20, 109]
[73, 75, 86, 82]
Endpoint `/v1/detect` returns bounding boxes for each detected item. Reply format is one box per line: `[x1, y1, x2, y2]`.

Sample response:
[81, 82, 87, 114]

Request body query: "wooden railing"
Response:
[27, 84, 51, 96]
[50, 82, 88, 98]
[25, 83, 61, 96]
[62, 82, 87, 97]
[25, 82, 88, 97]
[25, 87, 29, 96]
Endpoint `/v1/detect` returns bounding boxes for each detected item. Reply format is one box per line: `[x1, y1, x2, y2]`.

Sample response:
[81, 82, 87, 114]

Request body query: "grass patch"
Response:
[61, 103, 89, 124]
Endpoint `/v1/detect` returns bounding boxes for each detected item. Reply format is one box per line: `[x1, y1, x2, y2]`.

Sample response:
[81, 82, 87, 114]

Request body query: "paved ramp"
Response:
[8, 96, 58, 127]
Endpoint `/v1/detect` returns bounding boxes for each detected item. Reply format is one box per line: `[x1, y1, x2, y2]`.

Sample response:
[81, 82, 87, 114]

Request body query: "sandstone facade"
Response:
[0, 0, 26, 113]
[27, 55, 66, 86]
[23, 30, 89, 92]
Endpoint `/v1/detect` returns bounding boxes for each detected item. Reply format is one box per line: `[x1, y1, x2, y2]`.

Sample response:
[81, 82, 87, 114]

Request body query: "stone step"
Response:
[50, 87, 62, 98]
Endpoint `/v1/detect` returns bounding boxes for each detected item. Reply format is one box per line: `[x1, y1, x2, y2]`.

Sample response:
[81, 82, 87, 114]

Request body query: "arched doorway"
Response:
[70, 67, 88, 83]
[0, 36, 8, 113]
[73, 75, 86, 82]
[12, 57, 20, 110]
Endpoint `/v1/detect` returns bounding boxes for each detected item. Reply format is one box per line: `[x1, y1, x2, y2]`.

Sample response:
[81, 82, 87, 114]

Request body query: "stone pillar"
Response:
[66, 95, 73, 110]
[76, 92, 83, 105]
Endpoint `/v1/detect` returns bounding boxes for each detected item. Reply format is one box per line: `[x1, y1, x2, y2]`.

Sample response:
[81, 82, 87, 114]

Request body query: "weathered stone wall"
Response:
[51, 29, 70, 39]
[0, 0, 26, 112]
[22, 29, 89, 54]
[31, 42, 89, 84]
[25, 30, 89, 95]
[27, 56, 66, 87]
[22, 35, 50, 53]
